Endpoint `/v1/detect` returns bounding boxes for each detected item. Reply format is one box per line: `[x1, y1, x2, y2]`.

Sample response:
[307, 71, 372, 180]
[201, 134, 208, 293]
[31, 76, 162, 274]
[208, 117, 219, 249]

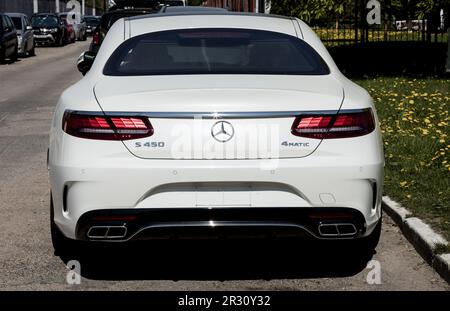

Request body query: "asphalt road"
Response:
[0, 42, 448, 290]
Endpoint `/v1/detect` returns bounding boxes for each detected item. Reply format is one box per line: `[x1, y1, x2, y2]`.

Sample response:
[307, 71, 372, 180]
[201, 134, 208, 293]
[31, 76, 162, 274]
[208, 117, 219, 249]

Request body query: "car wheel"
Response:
[0, 48, 5, 63]
[354, 216, 382, 257]
[10, 45, 18, 62]
[29, 44, 36, 57]
[50, 193, 76, 256]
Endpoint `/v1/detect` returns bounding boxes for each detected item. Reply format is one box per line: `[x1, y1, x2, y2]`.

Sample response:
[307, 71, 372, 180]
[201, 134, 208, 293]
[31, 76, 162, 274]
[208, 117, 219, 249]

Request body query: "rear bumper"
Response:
[50, 157, 384, 240]
[75, 207, 367, 241]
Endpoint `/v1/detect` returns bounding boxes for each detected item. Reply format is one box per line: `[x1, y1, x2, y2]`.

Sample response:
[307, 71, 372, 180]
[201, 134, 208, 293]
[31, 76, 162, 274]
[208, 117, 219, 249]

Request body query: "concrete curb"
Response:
[433, 254, 450, 284]
[382, 196, 450, 284]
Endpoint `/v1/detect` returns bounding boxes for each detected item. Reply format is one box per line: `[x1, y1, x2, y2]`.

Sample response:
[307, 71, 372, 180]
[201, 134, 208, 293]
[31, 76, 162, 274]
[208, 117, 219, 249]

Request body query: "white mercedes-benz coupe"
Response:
[49, 12, 384, 255]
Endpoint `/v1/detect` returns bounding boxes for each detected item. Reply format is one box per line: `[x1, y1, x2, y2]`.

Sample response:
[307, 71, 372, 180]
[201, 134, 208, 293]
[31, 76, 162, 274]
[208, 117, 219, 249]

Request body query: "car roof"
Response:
[5, 13, 27, 18]
[129, 11, 292, 21]
[123, 12, 299, 42]
[112, 0, 159, 8]
[161, 6, 229, 13]
[33, 13, 59, 16]
[103, 8, 157, 16]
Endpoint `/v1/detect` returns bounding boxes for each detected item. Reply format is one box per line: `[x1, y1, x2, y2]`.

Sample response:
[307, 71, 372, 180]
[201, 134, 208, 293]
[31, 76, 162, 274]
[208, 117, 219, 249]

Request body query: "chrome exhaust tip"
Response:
[318, 223, 357, 237]
[87, 226, 127, 239]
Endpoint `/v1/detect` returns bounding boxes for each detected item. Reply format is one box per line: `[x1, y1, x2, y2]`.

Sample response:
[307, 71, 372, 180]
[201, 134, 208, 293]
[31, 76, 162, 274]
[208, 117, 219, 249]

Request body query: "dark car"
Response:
[31, 13, 66, 46]
[89, 5, 159, 54]
[0, 12, 18, 63]
[84, 15, 100, 35]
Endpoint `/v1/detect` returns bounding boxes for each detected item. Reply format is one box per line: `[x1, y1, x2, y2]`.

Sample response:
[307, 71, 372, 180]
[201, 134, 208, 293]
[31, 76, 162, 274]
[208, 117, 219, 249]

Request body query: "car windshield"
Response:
[85, 17, 100, 25]
[11, 17, 22, 30]
[32, 15, 58, 27]
[104, 28, 330, 76]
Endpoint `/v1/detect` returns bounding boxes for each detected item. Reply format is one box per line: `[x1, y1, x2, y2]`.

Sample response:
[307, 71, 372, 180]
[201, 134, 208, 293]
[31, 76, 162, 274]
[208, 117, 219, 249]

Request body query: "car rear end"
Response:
[85, 16, 100, 35]
[49, 14, 383, 245]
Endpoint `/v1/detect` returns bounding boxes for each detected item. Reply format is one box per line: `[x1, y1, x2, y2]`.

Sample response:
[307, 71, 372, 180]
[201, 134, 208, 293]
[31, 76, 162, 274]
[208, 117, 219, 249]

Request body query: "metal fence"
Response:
[207, 0, 449, 46]
[308, 1, 448, 46]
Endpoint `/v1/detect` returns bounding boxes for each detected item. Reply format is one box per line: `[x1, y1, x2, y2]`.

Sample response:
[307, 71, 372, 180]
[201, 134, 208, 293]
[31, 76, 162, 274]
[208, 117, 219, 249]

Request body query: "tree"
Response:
[269, 0, 354, 23]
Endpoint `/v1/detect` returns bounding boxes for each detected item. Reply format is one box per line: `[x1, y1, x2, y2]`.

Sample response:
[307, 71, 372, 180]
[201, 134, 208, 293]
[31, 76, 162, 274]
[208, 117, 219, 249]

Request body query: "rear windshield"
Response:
[85, 17, 100, 25]
[11, 17, 22, 30]
[103, 28, 330, 76]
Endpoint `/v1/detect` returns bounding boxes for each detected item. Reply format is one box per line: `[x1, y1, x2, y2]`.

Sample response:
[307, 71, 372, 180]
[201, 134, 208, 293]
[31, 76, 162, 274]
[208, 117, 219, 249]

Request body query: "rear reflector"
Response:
[63, 111, 153, 140]
[291, 109, 375, 139]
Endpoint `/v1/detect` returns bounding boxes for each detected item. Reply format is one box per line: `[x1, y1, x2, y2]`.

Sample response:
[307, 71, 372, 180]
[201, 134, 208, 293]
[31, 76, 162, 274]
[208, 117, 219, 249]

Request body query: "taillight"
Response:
[92, 31, 100, 45]
[63, 111, 153, 140]
[291, 109, 375, 139]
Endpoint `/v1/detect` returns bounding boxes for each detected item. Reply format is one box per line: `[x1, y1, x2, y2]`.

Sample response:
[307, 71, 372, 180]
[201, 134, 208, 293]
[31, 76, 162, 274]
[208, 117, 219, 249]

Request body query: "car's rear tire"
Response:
[10, 46, 18, 62]
[58, 35, 65, 47]
[28, 44, 36, 57]
[50, 193, 76, 256]
[354, 216, 382, 256]
[0, 48, 5, 63]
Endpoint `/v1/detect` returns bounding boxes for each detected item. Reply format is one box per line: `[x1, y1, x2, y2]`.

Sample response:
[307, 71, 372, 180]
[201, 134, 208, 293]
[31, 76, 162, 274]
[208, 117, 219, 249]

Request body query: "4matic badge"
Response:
[281, 141, 310, 147]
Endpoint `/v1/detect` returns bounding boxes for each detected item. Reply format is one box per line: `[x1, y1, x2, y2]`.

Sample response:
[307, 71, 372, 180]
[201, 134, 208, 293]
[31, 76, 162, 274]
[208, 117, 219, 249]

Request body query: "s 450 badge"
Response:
[135, 141, 165, 148]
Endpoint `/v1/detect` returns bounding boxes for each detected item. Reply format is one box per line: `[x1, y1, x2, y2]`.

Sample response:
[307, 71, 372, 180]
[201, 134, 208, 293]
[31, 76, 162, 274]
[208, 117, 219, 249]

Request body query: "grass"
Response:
[435, 243, 450, 255]
[354, 77, 450, 242]
[312, 27, 449, 44]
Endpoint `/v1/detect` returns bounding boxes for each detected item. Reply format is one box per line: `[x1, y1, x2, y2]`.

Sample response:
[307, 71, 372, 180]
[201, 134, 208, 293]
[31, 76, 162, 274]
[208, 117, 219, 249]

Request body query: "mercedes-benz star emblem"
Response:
[211, 121, 234, 143]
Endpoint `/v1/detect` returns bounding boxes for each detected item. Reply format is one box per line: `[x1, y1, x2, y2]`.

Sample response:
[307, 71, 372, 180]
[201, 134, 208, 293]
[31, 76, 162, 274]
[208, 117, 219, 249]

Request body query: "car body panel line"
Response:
[64, 108, 372, 119]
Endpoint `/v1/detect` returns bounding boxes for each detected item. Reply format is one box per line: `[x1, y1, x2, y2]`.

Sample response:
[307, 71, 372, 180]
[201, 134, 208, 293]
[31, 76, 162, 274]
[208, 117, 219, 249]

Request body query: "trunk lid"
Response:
[94, 75, 343, 159]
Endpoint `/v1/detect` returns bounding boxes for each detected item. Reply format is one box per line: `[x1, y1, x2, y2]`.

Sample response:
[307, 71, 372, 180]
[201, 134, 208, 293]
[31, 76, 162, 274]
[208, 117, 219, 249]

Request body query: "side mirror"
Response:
[77, 51, 96, 75]
[26, 26, 33, 31]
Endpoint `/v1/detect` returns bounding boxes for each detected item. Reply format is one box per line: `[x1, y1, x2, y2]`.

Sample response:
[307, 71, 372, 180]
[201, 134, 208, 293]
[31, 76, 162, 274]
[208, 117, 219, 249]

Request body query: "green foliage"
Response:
[269, 0, 354, 22]
[269, 0, 444, 22]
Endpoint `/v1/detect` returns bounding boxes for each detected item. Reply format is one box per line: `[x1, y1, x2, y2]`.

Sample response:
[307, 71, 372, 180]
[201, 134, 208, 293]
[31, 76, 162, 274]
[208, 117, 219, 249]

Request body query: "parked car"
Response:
[62, 18, 76, 44]
[162, 0, 186, 6]
[31, 13, 66, 46]
[51, 12, 384, 256]
[58, 12, 87, 41]
[0, 13, 18, 62]
[84, 15, 100, 35]
[6, 13, 35, 57]
[89, 7, 159, 53]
